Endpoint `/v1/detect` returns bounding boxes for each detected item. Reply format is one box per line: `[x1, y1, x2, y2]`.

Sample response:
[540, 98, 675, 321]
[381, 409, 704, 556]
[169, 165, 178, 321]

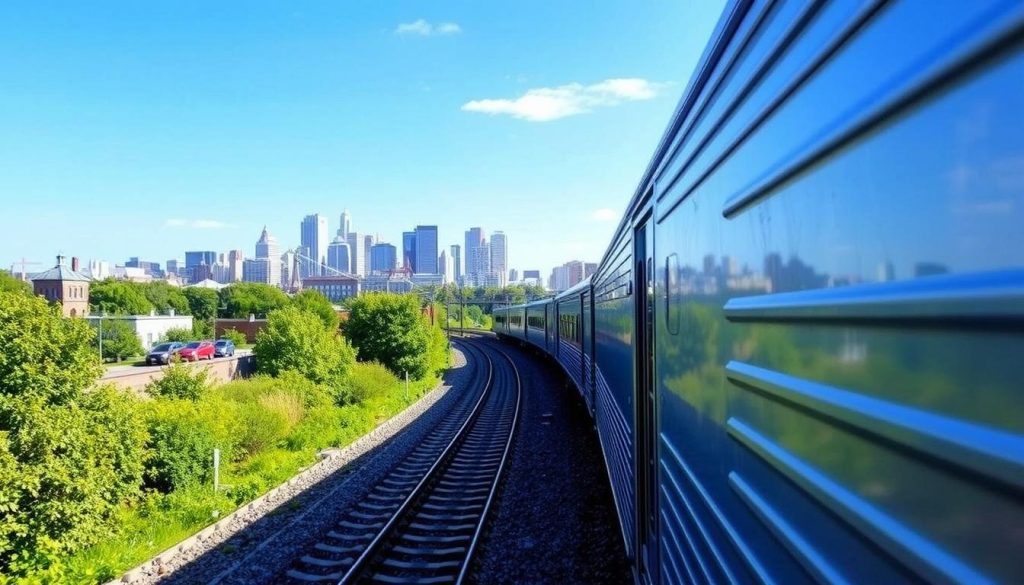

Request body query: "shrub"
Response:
[145, 361, 211, 401]
[348, 362, 399, 404]
[285, 407, 344, 452]
[292, 289, 340, 331]
[342, 293, 434, 379]
[162, 327, 192, 343]
[0, 293, 146, 573]
[258, 391, 304, 429]
[143, 398, 239, 492]
[236, 402, 289, 456]
[220, 328, 247, 346]
[214, 372, 336, 410]
[254, 306, 355, 388]
[94, 318, 145, 362]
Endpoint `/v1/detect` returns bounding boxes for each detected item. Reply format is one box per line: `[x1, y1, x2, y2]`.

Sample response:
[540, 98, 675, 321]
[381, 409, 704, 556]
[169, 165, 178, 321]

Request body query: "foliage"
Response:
[141, 281, 189, 316]
[218, 283, 290, 319]
[347, 361, 399, 403]
[162, 327, 193, 343]
[0, 291, 101, 404]
[220, 328, 248, 346]
[192, 319, 214, 339]
[94, 318, 145, 362]
[145, 361, 211, 401]
[0, 270, 30, 295]
[215, 372, 335, 410]
[235, 402, 289, 456]
[343, 293, 443, 380]
[254, 306, 356, 390]
[291, 289, 339, 331]
[89, 279, 154, 316]
[424, 283, 548, 314]
[183, 287, 219, 324]
[143, 401, 224, 493]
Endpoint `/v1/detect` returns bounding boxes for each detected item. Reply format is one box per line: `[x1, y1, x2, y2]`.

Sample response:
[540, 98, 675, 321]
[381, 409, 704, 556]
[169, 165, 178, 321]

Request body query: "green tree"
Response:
[89, 279, 153, 315]
[218, 283, 290, 319]
[145, 361, 211, 401]
[141, 281, 189, 315]
[0, 270, 30, 295]
[292, 289, 339, 331]
[342, 293, 437, 379]
[0, 292, 147, 573]
[254, 306, 355, 391]
[162, 327, 193, 343]
[94, 319, 145, 362]
[220, 328, 248, 346]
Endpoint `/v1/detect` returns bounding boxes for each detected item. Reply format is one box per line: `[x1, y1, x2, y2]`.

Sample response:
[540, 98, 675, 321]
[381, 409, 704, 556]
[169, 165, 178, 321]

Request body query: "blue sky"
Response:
[0, 1, 724, 277]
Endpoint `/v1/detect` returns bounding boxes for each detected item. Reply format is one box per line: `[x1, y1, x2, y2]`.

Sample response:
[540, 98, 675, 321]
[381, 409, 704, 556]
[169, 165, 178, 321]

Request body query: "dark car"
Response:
[146, 342, 185, 365]
[214, 339, 235, 358]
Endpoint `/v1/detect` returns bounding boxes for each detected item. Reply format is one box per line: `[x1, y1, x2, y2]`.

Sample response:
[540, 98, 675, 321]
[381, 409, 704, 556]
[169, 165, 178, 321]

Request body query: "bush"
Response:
[162, 327, 192, 343]
[145, 361, 211, 401]
[220, 328, 247, 346]
[192, 319, 214, 339]
[215, 372, 335, 410]
[342, 293, 435, 379]
[236, 402, 289, 456]
[94, 318, 145, 362]
[0, 292, 146, 574]
[254, 306, 356, 389]
[348, 362, 399, 403]
[143, 399, 239, 492]
[292, 289, 339, 331]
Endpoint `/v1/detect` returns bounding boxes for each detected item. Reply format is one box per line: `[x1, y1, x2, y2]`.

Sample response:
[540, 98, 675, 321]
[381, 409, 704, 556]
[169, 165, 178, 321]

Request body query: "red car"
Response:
[178, 341, 215, 361]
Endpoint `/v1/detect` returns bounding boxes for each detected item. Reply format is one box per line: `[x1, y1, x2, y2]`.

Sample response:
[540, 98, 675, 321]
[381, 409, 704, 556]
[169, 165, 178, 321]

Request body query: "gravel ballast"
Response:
[113, 344, 477, 585]
[471, 336, 632, 584]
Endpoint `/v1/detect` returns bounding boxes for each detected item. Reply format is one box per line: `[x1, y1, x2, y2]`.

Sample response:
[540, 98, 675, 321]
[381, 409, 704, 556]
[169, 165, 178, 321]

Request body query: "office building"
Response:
[126, 257, 163, 278]
[281, 250, 296, 288]
[440, 250, 452, 284]
[364, 234, 374, 276]
[338, 209, 352, 239]
[301, 213, 329, 275]
[165, 259, 180, 277]
[451, 245, 462, 284]
[185, 251, 216, 284]
[414, 225, 439, 274]
[242, 258, 273, 285]
[509, 269, 518, 283]
[302, 275, 359, 303]
[228, 250, 244, 282]
[473, 240, 490, 286]
[464, 227, 484, 283]
[490, 231, 507, 287]
[327, 237, 351, 274]
[370, 243, 397, 274]
[402, 231, 416, 272]
[346, 232, 365, 276]
[254, 226, 281, 287]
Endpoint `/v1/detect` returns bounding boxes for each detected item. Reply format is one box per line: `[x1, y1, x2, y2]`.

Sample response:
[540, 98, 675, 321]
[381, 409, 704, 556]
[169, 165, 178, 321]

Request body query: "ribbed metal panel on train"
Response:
[494, 0, 1024, 582]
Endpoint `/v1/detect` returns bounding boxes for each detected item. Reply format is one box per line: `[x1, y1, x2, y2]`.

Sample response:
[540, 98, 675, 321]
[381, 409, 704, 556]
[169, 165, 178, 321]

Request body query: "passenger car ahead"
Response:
[178, 341, 214, 361]
[145, 342, 184, 365]
[214, 339, 235, 357]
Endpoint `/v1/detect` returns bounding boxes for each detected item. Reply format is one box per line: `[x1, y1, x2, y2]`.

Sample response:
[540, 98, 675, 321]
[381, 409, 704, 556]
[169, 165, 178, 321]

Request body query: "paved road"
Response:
[101, 348, 253, 378]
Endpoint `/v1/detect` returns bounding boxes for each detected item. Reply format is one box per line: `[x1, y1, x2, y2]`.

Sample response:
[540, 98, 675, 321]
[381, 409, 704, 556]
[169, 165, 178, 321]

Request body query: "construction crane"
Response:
[9, 258, 42, 281]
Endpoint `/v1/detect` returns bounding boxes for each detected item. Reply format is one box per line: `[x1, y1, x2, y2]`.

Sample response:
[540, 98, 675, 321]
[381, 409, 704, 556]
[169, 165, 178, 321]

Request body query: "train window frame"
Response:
[666, 253, 680, 335]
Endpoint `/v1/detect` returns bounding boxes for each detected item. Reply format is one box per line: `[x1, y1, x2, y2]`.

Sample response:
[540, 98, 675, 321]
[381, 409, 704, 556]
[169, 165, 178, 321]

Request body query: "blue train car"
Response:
[524, 300, 551, 353]
[497, 0, 1024, 582]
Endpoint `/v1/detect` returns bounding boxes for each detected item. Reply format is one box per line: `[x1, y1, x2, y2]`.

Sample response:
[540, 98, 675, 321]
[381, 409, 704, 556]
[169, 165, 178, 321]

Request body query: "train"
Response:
[494, 1, 1024, 583]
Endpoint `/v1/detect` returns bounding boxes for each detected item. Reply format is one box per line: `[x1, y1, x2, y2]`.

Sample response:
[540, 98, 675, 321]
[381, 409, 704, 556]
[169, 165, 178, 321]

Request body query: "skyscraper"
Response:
[346, 232, 365, 276]
[327, 237, 351, 273]
[402, 231, 416, 272]
[300, 214, 329, 275]
[185, 251, 216, 283]
[364, 234, 374, 277]
[464, 227, 484, 285]
[475, 240, 491, 285]
[450, 245, 462, 285]
[490, 231, 507, 287]
[414, 225, 439, 274]
[254, 226, 281, 286]
[439, 250, 453, 284]
[228, 250, 244, 282]
[370, 243, 397, 273]
[338, 209, 352, 239]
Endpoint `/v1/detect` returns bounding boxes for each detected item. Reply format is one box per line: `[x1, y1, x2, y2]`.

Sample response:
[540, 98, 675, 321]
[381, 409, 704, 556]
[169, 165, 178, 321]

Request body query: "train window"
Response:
[666, 253, 680, 335]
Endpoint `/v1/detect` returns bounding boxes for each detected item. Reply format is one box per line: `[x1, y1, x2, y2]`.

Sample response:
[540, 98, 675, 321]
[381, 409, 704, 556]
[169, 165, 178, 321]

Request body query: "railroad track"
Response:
[284, 338, 521, 584]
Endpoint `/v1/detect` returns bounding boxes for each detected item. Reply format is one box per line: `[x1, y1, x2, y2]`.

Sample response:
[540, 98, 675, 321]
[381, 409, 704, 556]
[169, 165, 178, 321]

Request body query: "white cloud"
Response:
[164, 218, 236, 229]
[590, 208, 618, 222]
[395, 19, 461, 36]
[462, 78, 670, 122]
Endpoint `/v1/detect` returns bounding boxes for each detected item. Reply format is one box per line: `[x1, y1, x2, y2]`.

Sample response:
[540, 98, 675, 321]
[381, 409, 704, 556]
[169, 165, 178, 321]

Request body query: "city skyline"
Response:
[0, 2, 725, 280]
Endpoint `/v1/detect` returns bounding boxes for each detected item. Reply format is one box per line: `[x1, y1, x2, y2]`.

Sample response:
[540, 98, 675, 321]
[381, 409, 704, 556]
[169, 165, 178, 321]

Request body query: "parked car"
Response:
[178, 341, 214, 362]
[213, 339, 235, 358]
[146, 341, 185, 365]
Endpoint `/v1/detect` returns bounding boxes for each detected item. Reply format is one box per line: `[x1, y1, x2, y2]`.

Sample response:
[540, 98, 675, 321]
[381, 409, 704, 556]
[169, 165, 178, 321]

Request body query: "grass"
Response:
[102, 356, 146, 369]
[62, 355, 450, 582]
